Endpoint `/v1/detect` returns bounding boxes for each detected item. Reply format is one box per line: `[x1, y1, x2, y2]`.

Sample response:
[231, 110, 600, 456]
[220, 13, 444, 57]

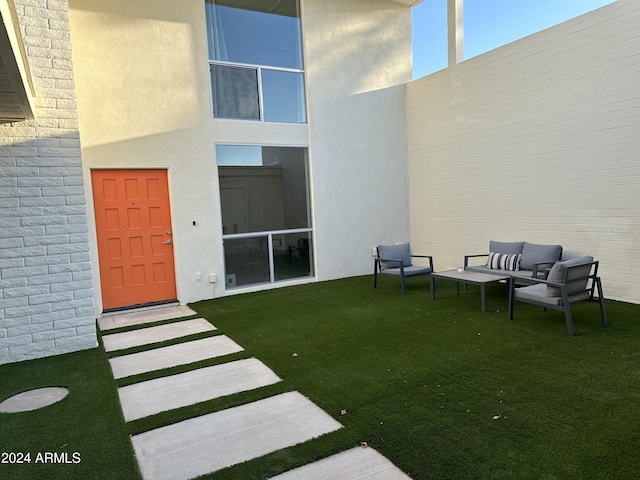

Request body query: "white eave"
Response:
[0, 0, 35, 124]
[391, 0, 423, 6]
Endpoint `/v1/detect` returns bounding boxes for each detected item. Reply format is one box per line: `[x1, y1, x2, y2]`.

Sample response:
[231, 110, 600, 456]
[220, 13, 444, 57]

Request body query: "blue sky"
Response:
[412, 0, 616, 79]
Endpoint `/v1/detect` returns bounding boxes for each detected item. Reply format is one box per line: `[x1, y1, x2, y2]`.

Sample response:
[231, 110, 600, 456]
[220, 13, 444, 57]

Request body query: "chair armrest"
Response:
[376, 257, 406, 268]
[411, 254, 434, 270]
[532, 261, 556, 279]
[510, 275, 564, 288]
[375, 257, 405, 274]
[464, 254, 488, 268]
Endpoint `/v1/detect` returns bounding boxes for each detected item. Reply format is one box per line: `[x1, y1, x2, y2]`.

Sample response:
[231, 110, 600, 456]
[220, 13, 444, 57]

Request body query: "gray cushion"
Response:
[516, 284, 563, 306]
[520, 242, 562, 271]
[489, 241, 523, 255]
[546, 255, 594, 298]
[518, 283, 591, 305]
[381, 265, 432, 277]
[377, 243, 412, 270]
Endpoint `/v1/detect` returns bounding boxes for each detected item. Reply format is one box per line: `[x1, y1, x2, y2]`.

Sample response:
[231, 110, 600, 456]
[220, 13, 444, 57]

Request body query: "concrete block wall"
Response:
[406, 0, 640, 304]
[0, 0, 96, 364]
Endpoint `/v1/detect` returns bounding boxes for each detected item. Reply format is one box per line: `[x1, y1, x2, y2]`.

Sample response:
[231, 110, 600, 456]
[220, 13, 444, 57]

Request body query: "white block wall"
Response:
[407, 0, 640, 304]
[304, 0, 413, 280]
[0, 0, 96, 364]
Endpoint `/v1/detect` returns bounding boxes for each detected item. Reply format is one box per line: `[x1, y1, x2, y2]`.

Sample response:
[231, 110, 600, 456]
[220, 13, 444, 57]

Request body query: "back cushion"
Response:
[546, 256, 594, 297]
[488, 241, 524, 255]
[378, 243, 412, 269]
[520, 242, 562, 271]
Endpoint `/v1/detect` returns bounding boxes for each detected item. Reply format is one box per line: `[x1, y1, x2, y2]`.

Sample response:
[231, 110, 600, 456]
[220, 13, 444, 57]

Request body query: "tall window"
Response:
[217, 145, 313, 288]
[206, 0, 306, 123]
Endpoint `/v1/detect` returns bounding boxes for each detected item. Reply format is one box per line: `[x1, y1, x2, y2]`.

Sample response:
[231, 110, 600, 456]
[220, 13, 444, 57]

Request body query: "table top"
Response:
[432, 269, 511, 283]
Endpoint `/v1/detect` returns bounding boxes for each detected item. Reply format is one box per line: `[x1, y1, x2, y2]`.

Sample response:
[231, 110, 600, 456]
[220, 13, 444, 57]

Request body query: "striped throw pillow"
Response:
[486, 252, 521, 271]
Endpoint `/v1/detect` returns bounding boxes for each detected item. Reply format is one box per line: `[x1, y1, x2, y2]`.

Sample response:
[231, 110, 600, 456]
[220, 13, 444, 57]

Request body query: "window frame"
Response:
[216, 144, 314, 289]
[205, 0, 307, 123]
[209, 60, 306, 123]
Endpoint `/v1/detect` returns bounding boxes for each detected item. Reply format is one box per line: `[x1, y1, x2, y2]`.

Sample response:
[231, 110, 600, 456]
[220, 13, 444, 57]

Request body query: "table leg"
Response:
[430, 276, 435, 300]
[455, 281, 459, 296]
[480, 283, 486, 313]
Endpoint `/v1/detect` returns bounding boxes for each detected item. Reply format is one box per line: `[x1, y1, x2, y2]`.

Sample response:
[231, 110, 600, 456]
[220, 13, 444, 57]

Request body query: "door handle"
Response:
[163, 239, 173, 245]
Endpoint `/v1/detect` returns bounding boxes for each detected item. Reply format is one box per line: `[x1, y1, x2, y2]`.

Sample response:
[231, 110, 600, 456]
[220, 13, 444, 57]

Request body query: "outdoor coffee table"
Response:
[430, 269, 511, 312]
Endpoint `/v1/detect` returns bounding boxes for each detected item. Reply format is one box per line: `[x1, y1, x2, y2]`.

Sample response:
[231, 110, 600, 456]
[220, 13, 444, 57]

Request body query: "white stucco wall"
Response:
[70, 0, 310, 310]
[407, 0, 640, 303]
[303, 0, 413, 280]
[69, 0, 413, 310]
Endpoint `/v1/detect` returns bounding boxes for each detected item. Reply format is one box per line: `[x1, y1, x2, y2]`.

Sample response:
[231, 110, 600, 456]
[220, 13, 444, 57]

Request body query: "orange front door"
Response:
[92, 169, 177, 310]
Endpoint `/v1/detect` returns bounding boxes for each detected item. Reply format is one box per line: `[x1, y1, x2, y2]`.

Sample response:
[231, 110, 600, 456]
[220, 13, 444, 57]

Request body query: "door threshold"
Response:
[102, 299, 179, 316]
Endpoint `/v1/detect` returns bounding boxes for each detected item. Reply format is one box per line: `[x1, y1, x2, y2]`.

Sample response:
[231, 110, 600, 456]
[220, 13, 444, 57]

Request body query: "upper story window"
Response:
[205, 0, 306, 123]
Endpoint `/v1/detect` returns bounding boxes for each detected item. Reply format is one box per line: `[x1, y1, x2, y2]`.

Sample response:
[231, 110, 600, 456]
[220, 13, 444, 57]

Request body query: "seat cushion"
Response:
[520, 242, 562, 271]
[380, 265, 432, 277]
[516, 284, 563, 306]
[489, 241, 524, 255]
[546, 255, 594, 297]
[377, 243, 412, 270]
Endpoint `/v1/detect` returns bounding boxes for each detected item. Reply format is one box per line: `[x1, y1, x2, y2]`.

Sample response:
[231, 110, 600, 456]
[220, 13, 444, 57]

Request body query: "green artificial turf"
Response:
[1, 275, 639, 480]
[0, 346, 140, 480]
[190, 276, 640, 479]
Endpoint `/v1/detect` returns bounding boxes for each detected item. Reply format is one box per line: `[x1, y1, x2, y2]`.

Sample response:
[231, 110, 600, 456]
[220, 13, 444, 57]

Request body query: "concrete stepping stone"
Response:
[102, 318, 216, 352]
[109, 336, 243, 379]
[98, 305, 196, 331]
[131, 391, 343, 480]
[0, 387, 69, 413]
[118, 358, 281, 421]
[269, 446, 412, 479]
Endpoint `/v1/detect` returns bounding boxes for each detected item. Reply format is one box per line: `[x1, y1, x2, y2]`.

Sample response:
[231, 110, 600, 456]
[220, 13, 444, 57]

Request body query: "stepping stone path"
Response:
[99, 306, 410, 479]
[118, 358, 282, 421]
[108, 335, 244, 379]
[103, 318, 216, 352]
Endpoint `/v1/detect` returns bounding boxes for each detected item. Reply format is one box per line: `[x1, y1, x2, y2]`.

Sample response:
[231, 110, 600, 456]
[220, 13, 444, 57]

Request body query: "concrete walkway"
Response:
[99, 305, 411, 479]
[103, 318, 216, 352]
[131, 391, 343, 480]
[118, 358, 282, 421]
[269, 446, 412, 479]
[108, 335, 244, 379]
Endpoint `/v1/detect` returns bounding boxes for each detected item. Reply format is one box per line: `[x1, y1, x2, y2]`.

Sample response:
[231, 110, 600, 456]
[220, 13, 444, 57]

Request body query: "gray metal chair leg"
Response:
[596, 277, 608, 325]
[563, 305, 575, 336]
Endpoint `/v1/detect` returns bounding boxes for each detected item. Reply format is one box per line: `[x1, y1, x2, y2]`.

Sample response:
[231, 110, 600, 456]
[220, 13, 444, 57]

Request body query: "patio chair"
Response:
[507, 256, 608, 336]
[373, 243, 433, 295]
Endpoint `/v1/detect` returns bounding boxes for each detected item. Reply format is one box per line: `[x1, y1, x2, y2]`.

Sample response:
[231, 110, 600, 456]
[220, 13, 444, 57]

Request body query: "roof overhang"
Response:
[0, 0, 35, 124]
[391, 0, 424, 6]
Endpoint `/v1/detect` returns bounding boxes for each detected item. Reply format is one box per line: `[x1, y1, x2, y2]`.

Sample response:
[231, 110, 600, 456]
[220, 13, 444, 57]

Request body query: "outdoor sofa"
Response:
[464, 241, 563, 281]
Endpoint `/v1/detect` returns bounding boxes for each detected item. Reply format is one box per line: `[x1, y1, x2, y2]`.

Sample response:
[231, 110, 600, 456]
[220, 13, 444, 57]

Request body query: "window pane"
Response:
[207, 0, 303, 69]
[211, 65, 259, 120]
[273, 232, 313, 281]
[224, 236, 270, 287]
[262, 70, 306, 123]
[217, 146, 310, 233]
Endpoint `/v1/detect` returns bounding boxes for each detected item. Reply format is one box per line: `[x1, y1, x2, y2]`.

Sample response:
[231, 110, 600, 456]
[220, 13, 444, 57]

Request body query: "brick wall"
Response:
[406, 0, 640, 304]
[0, 0, 96, 364]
